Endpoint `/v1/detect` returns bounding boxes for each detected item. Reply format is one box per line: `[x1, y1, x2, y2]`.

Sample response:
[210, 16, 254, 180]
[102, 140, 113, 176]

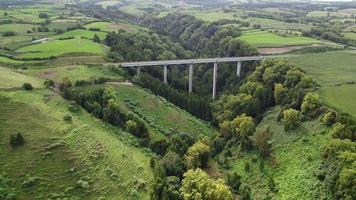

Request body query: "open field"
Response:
[16, 38, 108, 59]
[50, 29, 107, 40]
[287, 50, 356, 85]
[181, 9, 237, 22]
[239, 30, 322, 47]
[343, 32, 356, 40]
[224, 107, 331, 200]
[84, 21, 141, 33]
[319, 84, 356, 119]
[250, 18, 312, 31]
[25, 65, 124, 83]
[95, 0, 122, 9]
[0, 66, 43, 89]
[0, 24, 40, 34]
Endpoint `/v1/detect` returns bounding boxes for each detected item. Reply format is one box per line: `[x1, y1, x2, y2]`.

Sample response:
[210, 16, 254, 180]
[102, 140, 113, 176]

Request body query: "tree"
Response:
[161, 151, 185, 177]
[180, 168, 233, 200]
[125, 120, 138, 134]
[93, 34, 101, 43]
[231, 114, 255, 149]
[38, 13, 49, 18]
[283, 109, 300, 131]
[23, 83, 33, 91]
[322, 111, 336, 126]
[331, 123, 354, 141]
[301, 93, 321, 117]
[274, 83, 286, 105]
[226, 172, 241, 193]
[2, 31, 15, 37]
[253, 128, 272, 158]
[184, 140, 210, 169]
[10, 133, 24, 147]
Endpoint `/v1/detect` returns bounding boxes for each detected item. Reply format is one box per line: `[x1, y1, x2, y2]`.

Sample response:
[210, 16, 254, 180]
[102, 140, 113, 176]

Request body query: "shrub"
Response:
[63, 115, 73, 123]
[226, 172, 241, 193]
[322, 111, 336, 126]
[23, 83, 33, 90]
[274, 83, 286, 105]
[10, 133, 24, 147]
[38, 13, 49, 18]
[161, 151, 184, 177]
[253, 128, 272, 158]
[301, 93, 321, 117]
[283, 108, 300, 131]
[125, 120, 138, 134]
[76, 180, 89, 189]
[331, 123, 354, 141]
[43, 79, 55, 88]
[2, 31, 15, 37]
[184, 140, 210, 169]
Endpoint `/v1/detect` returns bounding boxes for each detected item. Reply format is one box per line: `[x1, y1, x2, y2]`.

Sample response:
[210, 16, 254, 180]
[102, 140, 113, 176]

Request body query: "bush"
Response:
[23, 83, 33, 90]
[10, 133, 24, 147]
[226, 172, 241, 193]
[283, 108, 300, 131]
[184, 140, 210, 169]
[2, 31, 15, 37]
[301, 93, 321, 117]
[125, 120, 138, 134]
[38, 13, 49, 18]
[63, 115, 72, 123]
[253, 128, 272, 158]
[331, 123, 354, 141]
[322, 111, 336, 126]
[44, 79, 55, 88]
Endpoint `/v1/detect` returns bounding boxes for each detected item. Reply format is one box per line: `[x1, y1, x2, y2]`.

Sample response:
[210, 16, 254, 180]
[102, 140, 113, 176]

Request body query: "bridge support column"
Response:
[164, 64, 168, 84]
[212, 62, 218, 100]
[189, 64, 193, 94]
[237, 61, 241, 77]
[136, 66, 141, 77]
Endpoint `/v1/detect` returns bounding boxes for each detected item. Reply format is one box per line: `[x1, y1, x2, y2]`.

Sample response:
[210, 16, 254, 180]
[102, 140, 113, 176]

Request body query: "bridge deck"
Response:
[106, 56, 263, 67]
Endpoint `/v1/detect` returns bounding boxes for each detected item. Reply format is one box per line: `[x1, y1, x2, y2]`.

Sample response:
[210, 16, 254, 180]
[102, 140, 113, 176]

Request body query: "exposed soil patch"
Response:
[258, 46, 308, 55]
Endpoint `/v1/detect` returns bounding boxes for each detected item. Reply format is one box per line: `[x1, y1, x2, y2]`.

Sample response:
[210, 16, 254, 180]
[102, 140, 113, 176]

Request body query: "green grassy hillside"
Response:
[74, 83, 217, 141]
[239, 30, 322, 47]
[16, 38, 108, 59]
[0, 69, 154, 199]
[24, 65, 125, 83]
[221, 107, 331, 199]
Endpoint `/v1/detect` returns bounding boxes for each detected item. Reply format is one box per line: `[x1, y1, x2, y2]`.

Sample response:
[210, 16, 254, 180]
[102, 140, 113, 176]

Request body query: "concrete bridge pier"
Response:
[136, 66, 141, 77]
[189, 64, 193, 94]
[237, 61, 241, 77]
[212, 62, 218, 100]
[163, 64, 168, 84]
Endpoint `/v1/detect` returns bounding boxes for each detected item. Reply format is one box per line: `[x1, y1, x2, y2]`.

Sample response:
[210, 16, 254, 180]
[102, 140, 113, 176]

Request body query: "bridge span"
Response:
[104, 56, 263, 99]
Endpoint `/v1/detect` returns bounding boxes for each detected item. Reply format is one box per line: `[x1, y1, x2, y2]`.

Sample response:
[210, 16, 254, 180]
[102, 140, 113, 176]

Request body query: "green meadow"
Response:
[319, 85, 356, 119]
[287, 50, 356, 85]
[50, 29, 107, 40]
[0, 24, 40, 34]
[239, 30, 321, 47]
[25, 65, 124, 83]
[0, 67, 43, 89]
[16, 38, 108, 59]
[84, 21, 140, 33]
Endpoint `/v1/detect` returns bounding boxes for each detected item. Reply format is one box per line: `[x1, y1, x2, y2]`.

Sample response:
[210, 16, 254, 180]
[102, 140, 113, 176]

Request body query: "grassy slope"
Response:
[50, 29, 107, 40]
[83, 22, 140, 33]
[239, 31, 322, 47]
[0, 24, 40, 34]
[16, 38, 107, 59]
[320, 84, 356, 118]
[0, 66, 43, 89]
[79, 83, 217, 141]
[113, 84, 217, 139]
[24, 65, 124, 83]
[0, 70, 154, 199]
[225, 107, 330, 200]
[287, 50, 356, 85]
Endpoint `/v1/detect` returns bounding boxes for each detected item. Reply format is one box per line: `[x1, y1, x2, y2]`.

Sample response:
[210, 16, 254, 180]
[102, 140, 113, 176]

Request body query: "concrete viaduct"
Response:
[105, 56, 263, 99]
